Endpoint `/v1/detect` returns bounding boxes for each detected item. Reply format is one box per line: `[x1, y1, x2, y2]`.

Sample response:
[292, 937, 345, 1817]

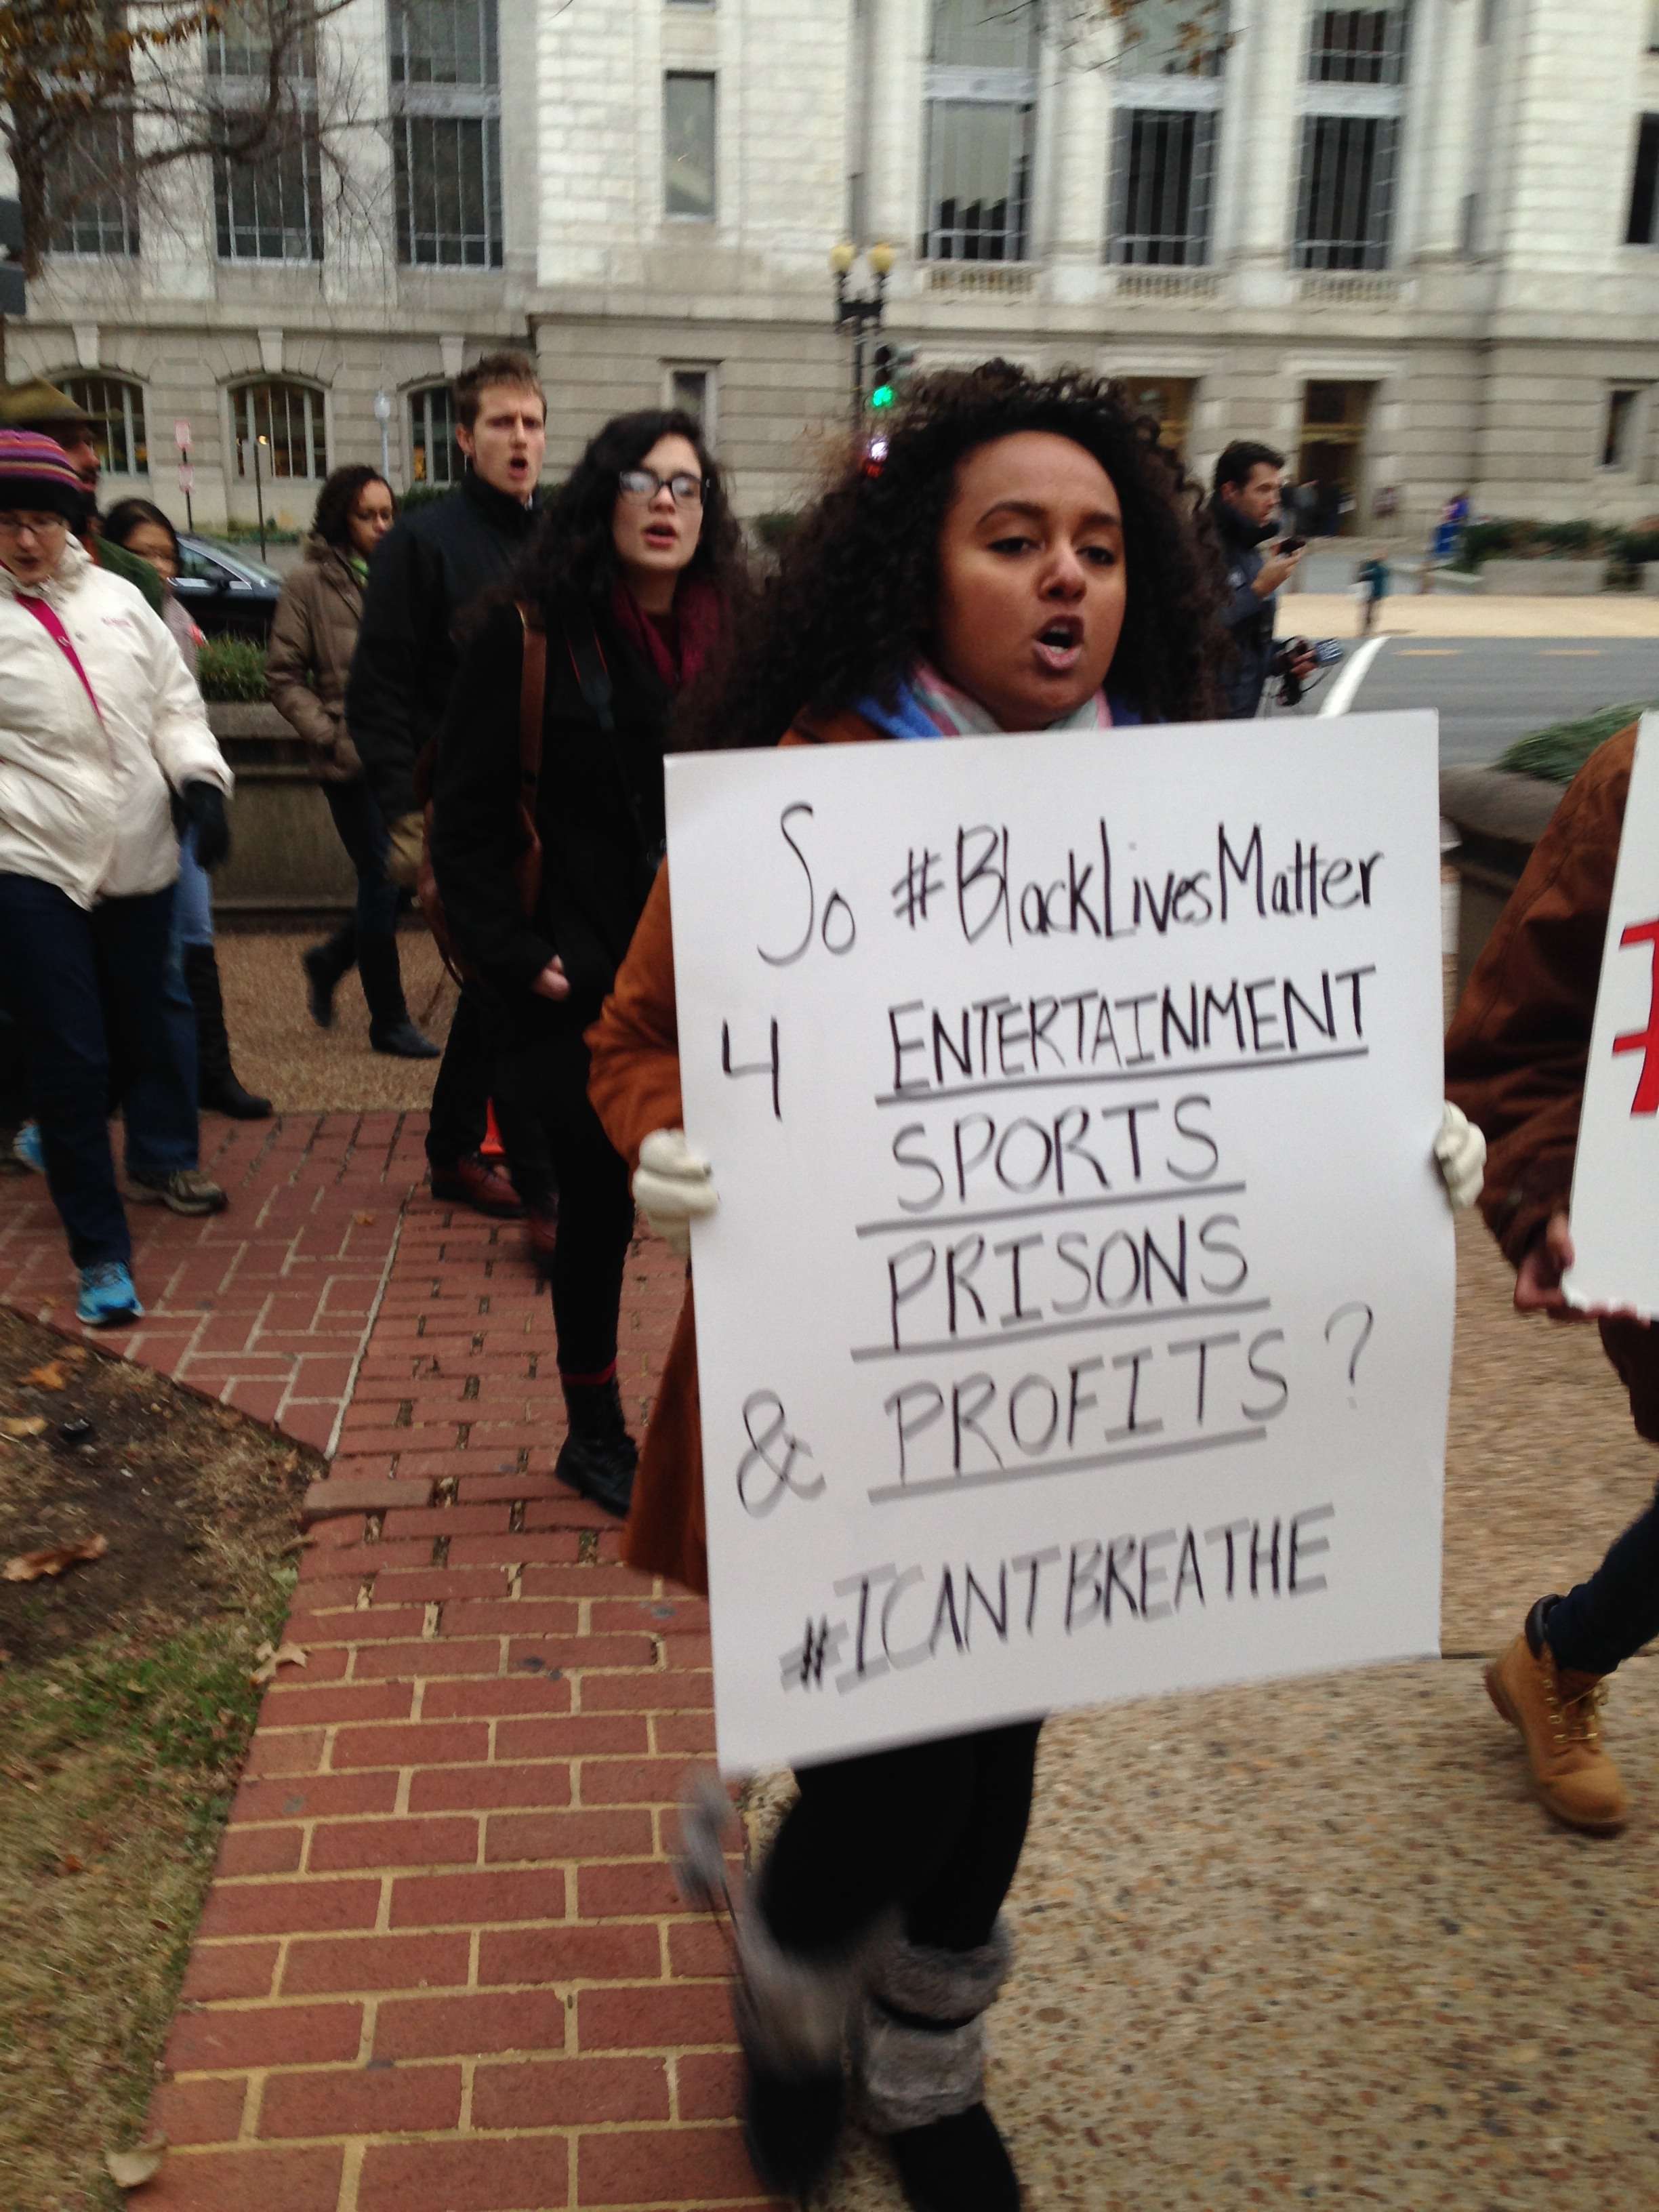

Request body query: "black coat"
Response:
[346, 471, 541, 823]
[1212, 497, 1279, 721]
[429, 594, 673, 1021]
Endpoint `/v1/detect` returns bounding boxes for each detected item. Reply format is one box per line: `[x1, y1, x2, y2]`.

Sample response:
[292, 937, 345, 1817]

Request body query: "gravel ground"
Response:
[218, 928, 458, 1115]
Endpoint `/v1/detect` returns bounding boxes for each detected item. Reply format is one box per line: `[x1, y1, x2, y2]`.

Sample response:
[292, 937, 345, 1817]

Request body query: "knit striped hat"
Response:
[0, 429, 89, 520]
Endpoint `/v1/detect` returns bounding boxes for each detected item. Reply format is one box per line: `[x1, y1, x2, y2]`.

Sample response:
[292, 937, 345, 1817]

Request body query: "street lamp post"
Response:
[373, 388, 392, 483]
[252, 432, 268, 562]
[830, 240, 895, 424]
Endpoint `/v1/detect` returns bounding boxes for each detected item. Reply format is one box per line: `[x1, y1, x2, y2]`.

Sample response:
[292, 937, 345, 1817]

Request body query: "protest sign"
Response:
[1565, 712, 1659, 1317]
[665, 712, 1452, 1775]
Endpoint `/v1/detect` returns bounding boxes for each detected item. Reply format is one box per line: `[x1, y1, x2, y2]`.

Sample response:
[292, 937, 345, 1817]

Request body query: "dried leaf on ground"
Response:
[24, 1361, 68, 1390]
[0, 1415, 48, 1438]
[3, 1534, 108, 1582]
[249, 1640, 308, 1685]
[104, 2133, 167, 2189]
[353, 1211, 376, 1225]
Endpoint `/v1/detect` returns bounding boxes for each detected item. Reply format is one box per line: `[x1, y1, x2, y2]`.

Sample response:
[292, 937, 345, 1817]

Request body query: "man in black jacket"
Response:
[1210, 440, 1312, 719]
[347, 352, 546, 1217]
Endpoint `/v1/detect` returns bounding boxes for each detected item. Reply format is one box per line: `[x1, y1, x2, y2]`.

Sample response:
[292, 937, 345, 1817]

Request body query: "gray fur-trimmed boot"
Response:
[855, 1922, 1021, 2212]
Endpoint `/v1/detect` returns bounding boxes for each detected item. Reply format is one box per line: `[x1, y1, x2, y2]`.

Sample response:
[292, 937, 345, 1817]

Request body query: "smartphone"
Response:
[1276, 535, 1307, 555]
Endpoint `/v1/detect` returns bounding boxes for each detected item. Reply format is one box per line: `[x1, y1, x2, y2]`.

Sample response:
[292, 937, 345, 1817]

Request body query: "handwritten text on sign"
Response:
[666, 714, 1452, 1774]
[1566, 714, 1659, 1317]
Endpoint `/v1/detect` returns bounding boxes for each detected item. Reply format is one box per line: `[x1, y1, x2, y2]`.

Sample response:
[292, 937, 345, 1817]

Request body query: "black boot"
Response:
[857, 1925, 1019, 2212]
[302, 924, 354, 1029]
[183, 944, 272, 1120]
[359, 931, 440, 1059]
[554, 1373, 638, 1518]
[731, 1905, 876, 2203]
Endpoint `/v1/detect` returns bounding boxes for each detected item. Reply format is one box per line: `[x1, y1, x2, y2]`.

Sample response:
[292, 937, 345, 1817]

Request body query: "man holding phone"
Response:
[1210, 441, 1316, 718]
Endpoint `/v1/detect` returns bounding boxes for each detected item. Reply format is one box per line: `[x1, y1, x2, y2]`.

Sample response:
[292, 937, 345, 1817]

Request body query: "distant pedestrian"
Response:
[1448, 717, 1656, 1836]
[0, 431, 232, 1326]
[1353, 552, 1389, 635]
[104, 498, 271, 1120]
[348, 350, 546, 1219]
[266, 466, 438, 1061]
[432, 407, 745, 1504]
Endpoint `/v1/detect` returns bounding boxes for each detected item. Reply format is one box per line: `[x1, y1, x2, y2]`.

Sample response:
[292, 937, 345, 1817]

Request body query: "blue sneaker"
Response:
[77, 1261, 143, 1328]
[13, 1120, 43, 1173]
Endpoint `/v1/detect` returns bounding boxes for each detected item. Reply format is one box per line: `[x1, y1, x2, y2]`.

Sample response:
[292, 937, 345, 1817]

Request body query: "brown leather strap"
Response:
[517, 603, 548, 809]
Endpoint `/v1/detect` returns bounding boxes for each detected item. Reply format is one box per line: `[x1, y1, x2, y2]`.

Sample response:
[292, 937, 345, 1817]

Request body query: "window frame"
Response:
[407, 382, 461, 487]
[45, 115, 140, 259]
[1292, 2, 1410, 272]
[1601, 386, 1649, 473]
[227, 378, 328, 483]
[663, 363, 718, 448]
[664, 70, 718, 222]
[388, 0, 505, 269]
[920, 2, 1038, 264]
[1628, 113, 1659, 247]
[60, 374, 149, 478]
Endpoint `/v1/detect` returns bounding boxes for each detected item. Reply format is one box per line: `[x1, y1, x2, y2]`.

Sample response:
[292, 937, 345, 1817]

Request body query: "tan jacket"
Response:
[266, 537, 365, 781]
[586, 707, 883, 1597]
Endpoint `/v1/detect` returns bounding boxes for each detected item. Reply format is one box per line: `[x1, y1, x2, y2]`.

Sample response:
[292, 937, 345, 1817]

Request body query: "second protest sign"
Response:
[666, 712, 1452, 1775]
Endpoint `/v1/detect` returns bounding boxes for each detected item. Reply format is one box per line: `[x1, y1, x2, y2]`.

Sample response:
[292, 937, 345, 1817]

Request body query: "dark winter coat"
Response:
[266, 537, 367, 781]
[1212, 497, 1279, 720]
[346, 470, 541, 824]
[429, 593, 674, 1023]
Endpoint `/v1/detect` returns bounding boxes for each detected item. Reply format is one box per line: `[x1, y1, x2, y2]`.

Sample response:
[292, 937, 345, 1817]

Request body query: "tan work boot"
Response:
[1485, 1598, 1629, 1834]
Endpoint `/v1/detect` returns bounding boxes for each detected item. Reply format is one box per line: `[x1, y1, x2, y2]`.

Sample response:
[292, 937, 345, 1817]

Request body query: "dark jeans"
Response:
[0, 874, 196, 1268]
[428, 985, 491, 1172]
[319, 779, 402, 955]
[760, 1720, 1043, 1959]
[1544, 1485, 1659, 1677]
[477, 990, 632, 1374]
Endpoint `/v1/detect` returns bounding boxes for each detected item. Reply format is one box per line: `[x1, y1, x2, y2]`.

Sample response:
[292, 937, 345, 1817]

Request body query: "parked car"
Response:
[172, 535, 285, 641]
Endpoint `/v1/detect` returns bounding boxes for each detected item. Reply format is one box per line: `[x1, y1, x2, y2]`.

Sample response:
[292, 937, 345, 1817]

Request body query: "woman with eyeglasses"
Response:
[430, 407, 747, 1514]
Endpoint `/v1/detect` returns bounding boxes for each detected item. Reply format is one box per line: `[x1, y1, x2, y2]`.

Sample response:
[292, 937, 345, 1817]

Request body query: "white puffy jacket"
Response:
[0, 535, 232, 909]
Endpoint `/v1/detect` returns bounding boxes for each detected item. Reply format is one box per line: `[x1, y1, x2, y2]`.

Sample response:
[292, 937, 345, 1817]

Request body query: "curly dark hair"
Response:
[511, 409, 745, 618]
[679, 362, 1225, 752]
[102, 497, 180, 562]
[310, 464, 396, 550]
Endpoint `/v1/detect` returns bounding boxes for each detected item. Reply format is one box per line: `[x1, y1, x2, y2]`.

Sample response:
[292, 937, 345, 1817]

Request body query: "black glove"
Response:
[182, 781, 231, 871]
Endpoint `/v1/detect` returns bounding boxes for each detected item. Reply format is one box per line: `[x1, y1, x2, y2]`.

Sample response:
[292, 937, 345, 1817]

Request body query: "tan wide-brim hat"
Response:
[0, 378, 97, 433]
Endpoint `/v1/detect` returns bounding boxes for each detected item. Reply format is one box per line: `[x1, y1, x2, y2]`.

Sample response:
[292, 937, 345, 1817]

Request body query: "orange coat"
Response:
[586, 708, 884, 1595]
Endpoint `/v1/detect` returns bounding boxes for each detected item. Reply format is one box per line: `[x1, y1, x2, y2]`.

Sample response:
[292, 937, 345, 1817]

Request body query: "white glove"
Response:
[633, 1128, 718, 1257]
[1434, 1100, 1486, 1212]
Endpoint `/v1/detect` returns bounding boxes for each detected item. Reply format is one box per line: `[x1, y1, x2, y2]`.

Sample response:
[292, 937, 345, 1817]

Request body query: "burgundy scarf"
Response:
[609, 573, 722, 692]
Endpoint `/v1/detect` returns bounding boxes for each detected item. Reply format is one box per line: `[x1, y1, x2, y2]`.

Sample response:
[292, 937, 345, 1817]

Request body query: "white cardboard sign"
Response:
[666, 712, 1452, 1775]
[1565, 713, 1659, 1317]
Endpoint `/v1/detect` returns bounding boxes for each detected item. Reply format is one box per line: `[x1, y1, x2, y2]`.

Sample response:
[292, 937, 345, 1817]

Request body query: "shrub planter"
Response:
[1439, 765, 1563, 1000]
[206, 702, 356, 922]
[1478, 558, 1607, 596]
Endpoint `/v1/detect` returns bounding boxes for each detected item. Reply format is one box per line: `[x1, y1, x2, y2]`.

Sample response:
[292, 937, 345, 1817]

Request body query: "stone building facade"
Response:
[12, 0, 1659, 539]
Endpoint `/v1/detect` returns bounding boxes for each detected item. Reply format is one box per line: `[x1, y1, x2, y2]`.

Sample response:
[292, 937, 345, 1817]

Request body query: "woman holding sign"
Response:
[430, 408, 743, 1516]
[588, 365, 1223, 2211]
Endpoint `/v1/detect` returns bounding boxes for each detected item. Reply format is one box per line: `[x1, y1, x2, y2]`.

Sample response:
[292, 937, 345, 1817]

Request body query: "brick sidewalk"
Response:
[7, 1112, 775, 2211]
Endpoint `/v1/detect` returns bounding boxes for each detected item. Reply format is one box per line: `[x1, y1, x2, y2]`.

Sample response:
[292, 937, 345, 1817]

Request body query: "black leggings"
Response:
[760, 1720, 1043, 1959]
[481, 993, 634, 1375]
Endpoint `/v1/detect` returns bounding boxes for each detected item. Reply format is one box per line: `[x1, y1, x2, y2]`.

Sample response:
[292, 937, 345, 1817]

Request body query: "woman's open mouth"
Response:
[1032, 617, 1084, 674]
[644, 525, 678, 551]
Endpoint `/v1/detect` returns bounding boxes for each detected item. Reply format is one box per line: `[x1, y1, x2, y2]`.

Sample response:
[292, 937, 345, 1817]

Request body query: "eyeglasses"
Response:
[0, 512, 68, 539]
[618, 468, 705, 506]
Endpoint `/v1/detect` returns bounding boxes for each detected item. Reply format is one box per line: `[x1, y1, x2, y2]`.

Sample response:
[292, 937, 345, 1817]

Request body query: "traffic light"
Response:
[869, 342, 895, 410]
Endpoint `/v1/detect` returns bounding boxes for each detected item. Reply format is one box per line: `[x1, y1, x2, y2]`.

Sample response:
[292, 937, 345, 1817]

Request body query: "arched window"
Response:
[228, 380, 327, 480]
[60, 374, 148, 477]
[408, 384, 459, 487]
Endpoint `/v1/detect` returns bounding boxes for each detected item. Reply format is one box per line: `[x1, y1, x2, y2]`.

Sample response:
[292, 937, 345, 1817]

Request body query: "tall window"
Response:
[390, 0, 504, 268]
[1629, 115, 1659, 245]
[665, 365, 716, 445]
[1111, 110, 1217, 262]
[209, 3, 323, 262]
[62, 375, 148, 476]
[921, 0, 1037, 262]
[665, 73, 717, 219]
[47, 117, 139, 258]
[1603, 388, 1647, 470]
[230, 380, 327, 480]
[1293, 2, 1409, 269]
[409, 383, 459, 485]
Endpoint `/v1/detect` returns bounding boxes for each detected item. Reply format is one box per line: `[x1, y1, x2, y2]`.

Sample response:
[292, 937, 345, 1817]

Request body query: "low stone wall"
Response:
[1478, 558, 1607, 596]
[209, 702, 356, 921]
[1439, 764, 1564, 1000]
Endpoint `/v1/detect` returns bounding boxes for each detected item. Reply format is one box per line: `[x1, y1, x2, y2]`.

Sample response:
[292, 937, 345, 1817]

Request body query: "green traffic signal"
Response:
[870, 383, 895, 409]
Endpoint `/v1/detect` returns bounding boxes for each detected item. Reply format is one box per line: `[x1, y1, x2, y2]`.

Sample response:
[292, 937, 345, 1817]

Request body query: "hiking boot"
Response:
[429, 1153, 524, 1219]
[554, 1374, 637, 1518]
[77, 1261, 143, 1328]
[127, 1166, 228, 1216]
[1485, 1597, 1629, 1834]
